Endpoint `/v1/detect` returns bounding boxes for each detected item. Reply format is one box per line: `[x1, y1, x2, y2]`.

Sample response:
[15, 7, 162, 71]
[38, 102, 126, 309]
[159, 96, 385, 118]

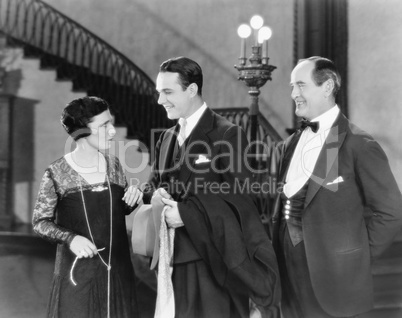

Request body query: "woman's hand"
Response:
[123, 185, 143, 207]
[70, 235, 98, 258]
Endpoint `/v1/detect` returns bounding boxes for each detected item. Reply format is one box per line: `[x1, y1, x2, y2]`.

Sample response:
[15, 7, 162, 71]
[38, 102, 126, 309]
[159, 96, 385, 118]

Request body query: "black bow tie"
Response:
[300, 120, 319, 133]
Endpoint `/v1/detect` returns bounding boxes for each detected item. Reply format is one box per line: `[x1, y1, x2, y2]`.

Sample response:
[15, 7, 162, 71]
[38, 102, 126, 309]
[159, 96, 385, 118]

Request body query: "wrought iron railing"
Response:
[0, 0, 283, 235]
[214, 107, 282, 236]
[0, 0, 173, 148]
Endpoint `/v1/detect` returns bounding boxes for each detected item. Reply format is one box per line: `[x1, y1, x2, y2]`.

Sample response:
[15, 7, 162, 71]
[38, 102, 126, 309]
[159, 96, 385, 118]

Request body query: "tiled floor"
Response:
[0, 253, 53, 317]
[3, 231, 401, 318]
[0, 231, 156, 318]
[0, 231, 54, 318]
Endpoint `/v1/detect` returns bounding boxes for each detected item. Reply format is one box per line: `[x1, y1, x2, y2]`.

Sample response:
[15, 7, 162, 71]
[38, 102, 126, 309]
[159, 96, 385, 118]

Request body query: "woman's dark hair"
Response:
[300, 56, 341, 97]
[60, 96, 110, 141]
[159, 56, 203, 96]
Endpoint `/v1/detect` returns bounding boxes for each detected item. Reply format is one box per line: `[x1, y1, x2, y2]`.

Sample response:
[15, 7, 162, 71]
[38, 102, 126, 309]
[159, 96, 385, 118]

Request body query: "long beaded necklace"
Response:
[70, 173, 113, 318]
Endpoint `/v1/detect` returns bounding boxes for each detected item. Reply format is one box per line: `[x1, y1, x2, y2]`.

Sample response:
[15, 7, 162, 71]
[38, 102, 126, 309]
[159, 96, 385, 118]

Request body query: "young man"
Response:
[142, 56, 281, 318]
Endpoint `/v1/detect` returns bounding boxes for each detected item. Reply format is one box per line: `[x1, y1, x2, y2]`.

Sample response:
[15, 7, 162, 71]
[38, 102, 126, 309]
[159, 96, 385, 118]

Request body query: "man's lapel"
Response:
[278, 130, 303, 183]
[159, 125, 179, 178]
[304, 113, 348, 208]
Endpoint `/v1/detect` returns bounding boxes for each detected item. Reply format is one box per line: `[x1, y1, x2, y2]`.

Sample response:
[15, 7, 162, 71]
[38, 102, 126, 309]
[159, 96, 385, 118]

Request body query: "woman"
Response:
[33, 96, 142, 318]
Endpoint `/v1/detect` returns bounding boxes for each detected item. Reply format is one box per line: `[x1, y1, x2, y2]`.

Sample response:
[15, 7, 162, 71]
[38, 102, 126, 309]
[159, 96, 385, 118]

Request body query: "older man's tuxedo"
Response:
[272, 112, 402, 317]
[143, 107, 281, 318]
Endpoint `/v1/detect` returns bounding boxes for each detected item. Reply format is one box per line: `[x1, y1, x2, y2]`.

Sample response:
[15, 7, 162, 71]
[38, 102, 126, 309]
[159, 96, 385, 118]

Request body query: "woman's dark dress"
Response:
[33, 154, 139, 318]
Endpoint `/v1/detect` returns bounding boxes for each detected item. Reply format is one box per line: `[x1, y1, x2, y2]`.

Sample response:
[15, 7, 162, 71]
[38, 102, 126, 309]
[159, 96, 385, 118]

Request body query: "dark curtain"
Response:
[293, 0, 348, 127]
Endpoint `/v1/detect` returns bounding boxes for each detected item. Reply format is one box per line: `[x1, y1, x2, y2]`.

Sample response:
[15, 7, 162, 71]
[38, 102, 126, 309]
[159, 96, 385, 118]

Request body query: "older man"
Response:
[272, 56, 402, 318]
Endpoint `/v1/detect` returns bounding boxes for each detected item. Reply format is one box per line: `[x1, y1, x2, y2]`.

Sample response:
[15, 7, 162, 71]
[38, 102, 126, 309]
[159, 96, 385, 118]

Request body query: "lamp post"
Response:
[235, 15, 276, 169]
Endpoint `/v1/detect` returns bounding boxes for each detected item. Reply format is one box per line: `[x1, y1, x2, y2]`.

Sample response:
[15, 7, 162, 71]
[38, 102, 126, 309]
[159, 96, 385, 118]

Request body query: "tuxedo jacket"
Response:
[143, 107, 281, 310]
[272, 112, 402, 316]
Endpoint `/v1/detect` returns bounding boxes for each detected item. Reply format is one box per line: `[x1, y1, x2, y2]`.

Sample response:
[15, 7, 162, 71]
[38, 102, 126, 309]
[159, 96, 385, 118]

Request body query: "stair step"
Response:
[4, 36, 22, 48]
[22, 43, 44, 59]
[372, 257, 402, 275]
[372, 256, 402, 297]
[56, 62, 90, 82]
[360, 307, 402, 318]
[373, 290, 402, 309]
[0, 232, 55, 258]
[40, 53, 61, 69]
[372, 275, 402, 300]
[378, 237, 402, 259]
[72, 70, 113, 93]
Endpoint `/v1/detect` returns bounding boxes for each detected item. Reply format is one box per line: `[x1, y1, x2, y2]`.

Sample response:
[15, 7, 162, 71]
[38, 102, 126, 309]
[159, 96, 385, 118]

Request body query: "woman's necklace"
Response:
[70, 173, 113, 318]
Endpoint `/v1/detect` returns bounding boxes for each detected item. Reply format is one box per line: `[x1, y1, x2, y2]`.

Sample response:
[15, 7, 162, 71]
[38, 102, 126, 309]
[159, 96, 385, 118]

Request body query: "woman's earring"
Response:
[108, 128, 116, 137]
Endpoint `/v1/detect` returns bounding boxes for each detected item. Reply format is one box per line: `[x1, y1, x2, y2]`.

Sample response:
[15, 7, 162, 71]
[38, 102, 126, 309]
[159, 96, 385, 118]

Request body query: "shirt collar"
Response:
[182, 103, 207, 136]
[310, 105, 340, 132]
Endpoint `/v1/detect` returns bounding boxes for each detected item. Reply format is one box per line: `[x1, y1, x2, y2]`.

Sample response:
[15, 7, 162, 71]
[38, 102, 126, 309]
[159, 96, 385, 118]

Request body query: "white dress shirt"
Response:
[284, 105, 340, 198]
[179, 103, 207, 142]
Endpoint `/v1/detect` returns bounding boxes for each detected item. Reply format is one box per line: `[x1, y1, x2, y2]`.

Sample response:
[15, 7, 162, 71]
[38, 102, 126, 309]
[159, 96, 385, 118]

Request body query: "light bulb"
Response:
[237, 24, 252, 38]
[250, 15, 264, 30]
[258, 26, 273, 43]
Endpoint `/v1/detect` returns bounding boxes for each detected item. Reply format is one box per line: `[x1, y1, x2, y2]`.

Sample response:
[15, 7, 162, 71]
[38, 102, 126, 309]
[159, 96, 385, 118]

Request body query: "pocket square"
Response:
[195, 154, 211, 164]
[326, 176, 344, 185]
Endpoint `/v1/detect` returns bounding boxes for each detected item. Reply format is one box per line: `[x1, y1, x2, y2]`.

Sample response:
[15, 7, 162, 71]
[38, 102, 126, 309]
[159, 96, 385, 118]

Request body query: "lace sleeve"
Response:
[32, 169, 76, 245]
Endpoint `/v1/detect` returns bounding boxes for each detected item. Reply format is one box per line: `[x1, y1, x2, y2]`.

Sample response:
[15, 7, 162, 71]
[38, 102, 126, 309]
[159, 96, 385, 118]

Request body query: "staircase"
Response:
[0, 0, 174, 149]
[361, 231, 402, 318]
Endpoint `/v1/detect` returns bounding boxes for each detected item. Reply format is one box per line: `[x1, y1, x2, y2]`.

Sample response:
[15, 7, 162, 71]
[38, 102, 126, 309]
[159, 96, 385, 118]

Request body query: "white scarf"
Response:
[154, 206, 176, 318]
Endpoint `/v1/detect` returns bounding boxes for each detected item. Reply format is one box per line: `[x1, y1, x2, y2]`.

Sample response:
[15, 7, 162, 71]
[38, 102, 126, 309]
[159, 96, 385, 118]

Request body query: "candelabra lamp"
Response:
[234, 15, 276, 168]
